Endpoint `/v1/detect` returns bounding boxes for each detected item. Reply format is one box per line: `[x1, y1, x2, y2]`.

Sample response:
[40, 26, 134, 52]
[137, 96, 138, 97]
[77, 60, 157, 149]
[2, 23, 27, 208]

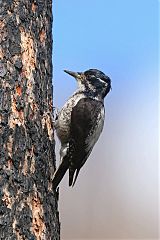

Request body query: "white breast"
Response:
[55, 93, 86, 144]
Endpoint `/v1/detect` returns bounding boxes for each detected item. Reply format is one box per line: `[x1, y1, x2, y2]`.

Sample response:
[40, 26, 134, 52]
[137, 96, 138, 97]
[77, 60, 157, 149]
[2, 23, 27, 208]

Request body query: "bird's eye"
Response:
[87, 74, 95, 80]
[85, 74, 90, 79]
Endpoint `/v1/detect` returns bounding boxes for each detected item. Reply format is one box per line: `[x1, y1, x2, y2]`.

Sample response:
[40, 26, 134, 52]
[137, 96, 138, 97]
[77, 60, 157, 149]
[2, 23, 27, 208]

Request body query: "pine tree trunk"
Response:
[0, 1, 60, 239]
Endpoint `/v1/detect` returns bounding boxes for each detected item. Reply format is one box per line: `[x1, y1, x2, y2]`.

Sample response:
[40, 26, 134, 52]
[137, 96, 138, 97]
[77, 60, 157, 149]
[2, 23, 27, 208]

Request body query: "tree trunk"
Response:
[0, 1, 60, 239]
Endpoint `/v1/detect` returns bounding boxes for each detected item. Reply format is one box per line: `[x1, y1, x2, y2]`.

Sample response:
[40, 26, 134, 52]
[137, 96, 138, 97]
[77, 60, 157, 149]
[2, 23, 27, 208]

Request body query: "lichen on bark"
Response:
[0, 1, 60, 239]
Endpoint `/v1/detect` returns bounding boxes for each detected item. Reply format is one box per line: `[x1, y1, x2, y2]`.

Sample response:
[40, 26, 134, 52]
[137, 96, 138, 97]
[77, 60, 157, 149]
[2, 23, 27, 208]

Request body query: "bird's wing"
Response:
[68, 97, 104, 186]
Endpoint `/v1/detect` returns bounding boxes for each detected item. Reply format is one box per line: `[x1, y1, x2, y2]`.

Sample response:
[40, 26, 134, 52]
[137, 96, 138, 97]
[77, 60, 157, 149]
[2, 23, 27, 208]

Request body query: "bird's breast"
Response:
[55, 93, 86, 144]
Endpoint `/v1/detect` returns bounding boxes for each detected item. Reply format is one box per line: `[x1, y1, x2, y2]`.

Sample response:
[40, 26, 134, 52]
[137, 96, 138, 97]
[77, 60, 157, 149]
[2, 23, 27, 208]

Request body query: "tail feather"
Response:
[69, 168, 75, 187]
[72, 169, 80, 187]
[52, 158, 69, 189]
[69, 168, 80, 187]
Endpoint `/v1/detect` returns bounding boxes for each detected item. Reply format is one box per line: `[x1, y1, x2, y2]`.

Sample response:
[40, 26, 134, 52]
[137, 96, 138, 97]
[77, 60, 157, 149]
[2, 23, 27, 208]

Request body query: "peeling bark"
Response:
[0, 1, 60, 239]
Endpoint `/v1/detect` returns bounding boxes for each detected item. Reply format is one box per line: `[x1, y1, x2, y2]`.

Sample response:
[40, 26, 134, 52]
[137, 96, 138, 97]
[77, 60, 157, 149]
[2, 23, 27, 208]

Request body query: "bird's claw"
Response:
[53, 107, 59, 121]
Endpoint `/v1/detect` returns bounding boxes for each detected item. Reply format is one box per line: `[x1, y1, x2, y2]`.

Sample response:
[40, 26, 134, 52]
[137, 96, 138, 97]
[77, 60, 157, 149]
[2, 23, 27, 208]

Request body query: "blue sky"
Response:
[53, 0, 158, 107]
[53, 1, 159, 239]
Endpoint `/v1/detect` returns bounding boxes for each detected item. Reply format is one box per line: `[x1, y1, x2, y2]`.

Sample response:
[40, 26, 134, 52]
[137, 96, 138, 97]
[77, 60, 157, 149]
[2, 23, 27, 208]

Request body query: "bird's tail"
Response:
[69, 168, 80, 187]
[52, 158, 69, 189]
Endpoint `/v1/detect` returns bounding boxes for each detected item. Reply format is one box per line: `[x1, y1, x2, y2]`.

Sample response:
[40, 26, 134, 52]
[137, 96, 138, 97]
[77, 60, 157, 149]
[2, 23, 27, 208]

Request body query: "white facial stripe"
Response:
[97, 77, 107, 84]
[87, 75, 107, 84]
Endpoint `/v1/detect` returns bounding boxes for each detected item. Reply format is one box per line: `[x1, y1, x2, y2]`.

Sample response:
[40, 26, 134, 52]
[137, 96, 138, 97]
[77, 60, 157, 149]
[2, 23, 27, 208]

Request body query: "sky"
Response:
[53, 0, 159, 239]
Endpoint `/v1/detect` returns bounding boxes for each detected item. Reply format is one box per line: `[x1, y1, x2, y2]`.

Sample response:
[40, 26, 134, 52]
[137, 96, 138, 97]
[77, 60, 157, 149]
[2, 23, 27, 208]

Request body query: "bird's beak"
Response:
[64, 70, 80, 79]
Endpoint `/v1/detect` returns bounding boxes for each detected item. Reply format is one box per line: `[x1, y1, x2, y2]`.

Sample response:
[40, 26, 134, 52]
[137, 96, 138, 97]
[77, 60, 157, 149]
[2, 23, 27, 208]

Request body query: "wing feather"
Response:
[68, 97, 104, 186]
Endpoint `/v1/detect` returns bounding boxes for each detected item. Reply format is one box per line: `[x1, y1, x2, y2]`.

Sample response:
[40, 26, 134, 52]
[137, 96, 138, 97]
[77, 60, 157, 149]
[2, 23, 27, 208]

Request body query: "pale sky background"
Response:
[53, 0, 159, 239]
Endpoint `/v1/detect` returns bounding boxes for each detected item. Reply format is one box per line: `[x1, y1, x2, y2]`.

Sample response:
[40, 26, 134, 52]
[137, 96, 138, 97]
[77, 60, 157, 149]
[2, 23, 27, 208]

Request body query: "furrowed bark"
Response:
[0, 1, 60, 239]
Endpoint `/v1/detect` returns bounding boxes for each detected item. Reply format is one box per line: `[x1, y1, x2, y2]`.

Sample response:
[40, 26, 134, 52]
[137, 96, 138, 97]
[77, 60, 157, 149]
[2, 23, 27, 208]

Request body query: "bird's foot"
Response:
[53, 107, 59, 121]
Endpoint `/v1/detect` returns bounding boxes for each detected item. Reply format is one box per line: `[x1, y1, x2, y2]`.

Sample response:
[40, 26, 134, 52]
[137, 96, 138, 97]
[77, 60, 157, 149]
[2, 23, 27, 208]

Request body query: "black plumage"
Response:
[69, 98, 104, 186]
[53, 69, 111, 188]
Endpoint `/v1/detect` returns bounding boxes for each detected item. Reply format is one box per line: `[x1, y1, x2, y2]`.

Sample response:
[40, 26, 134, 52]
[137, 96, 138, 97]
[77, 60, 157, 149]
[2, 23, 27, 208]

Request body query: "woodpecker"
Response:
[53, 69, 111, 188]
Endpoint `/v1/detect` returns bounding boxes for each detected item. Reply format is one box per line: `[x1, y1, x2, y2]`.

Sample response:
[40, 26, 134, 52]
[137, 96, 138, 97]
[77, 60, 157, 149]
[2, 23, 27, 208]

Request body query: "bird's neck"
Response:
[75, 89, 104, 102]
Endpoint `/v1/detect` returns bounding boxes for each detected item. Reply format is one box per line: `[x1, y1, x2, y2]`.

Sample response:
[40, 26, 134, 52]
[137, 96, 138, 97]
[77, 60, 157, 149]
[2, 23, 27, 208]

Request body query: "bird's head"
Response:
[64, 69, 111, 99]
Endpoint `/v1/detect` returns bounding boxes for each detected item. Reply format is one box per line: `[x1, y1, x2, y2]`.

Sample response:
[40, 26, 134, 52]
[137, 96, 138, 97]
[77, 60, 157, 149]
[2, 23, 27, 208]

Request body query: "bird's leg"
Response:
[53, 107, 59, 121]
[47, 107, 59, 130]
[60, 143, 69, 163]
